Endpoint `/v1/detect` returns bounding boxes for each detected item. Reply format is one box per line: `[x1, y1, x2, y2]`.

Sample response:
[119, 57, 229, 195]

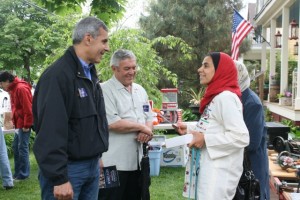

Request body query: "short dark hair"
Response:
[0, 71, 15, 82]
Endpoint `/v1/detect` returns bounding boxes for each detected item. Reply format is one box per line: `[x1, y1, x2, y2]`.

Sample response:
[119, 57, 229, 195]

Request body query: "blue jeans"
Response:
[13, 128, 31, 179]
[0, 128, 13, 187]
[39, 157, 100, 200]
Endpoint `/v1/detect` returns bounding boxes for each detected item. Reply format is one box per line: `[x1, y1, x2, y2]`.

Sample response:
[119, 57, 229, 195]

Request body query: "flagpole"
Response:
[253, 29, 271, 46]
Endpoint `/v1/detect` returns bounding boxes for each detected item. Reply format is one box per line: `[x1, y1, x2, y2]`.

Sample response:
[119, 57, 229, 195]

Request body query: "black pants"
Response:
[98, 170, 141, 200]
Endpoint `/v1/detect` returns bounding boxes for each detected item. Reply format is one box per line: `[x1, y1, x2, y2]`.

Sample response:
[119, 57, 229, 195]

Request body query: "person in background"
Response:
[175, 52, 249, 199]
[32, 16, 109, 200]
[99, 49, 153, 200]
[0, 127, 14, 190]
[0, 71, 33, 182]
[234, 60, 270, 200]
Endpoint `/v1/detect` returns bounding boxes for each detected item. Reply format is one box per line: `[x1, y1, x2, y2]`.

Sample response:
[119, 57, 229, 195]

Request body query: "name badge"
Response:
[143, 104, 149, 112]
[78, 88, 88, 98]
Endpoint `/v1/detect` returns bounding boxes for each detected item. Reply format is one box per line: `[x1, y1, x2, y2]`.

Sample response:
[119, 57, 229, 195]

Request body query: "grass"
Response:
[1, 153, 40, 200]
[1, 152, 187, 200]
[150, 167, 186, 200]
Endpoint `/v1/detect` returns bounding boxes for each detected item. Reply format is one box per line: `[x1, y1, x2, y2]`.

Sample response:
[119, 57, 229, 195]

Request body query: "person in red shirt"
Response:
[0, 71, 33, 181]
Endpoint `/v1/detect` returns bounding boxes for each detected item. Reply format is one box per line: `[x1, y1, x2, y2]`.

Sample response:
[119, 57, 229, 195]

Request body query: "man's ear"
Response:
[84, 33, 92, 45]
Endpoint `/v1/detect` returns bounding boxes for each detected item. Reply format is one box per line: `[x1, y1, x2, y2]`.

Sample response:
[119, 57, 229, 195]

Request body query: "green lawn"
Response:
[1, 152, 187, 200]
[1, 154, 40, 200]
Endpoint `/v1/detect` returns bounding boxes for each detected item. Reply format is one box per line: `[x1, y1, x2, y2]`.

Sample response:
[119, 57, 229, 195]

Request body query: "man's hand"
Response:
[137, 132, 153, 143]
[140, 125, 153, 137]
[22, 128, 30, 132]
[53, 181, 74, 200]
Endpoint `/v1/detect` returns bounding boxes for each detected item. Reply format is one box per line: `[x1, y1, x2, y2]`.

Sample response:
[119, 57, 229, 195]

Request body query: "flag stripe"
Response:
[231, 9, 254, 60]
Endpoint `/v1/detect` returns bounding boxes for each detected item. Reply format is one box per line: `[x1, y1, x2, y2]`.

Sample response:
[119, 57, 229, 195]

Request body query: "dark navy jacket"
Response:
[242, 88, 270, 200]
[33, 46, 109, 185]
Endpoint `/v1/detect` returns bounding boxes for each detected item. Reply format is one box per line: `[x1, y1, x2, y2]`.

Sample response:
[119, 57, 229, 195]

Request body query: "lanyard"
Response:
[188, 148, 201, 200]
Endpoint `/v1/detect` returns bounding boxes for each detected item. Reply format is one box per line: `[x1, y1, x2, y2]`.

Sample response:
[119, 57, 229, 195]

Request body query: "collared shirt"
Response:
[100, 75, 153, 171]
[79, 58, 92, 80]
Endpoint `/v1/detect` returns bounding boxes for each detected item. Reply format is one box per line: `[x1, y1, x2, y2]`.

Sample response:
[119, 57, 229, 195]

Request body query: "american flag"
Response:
[231, 9, 254, 60]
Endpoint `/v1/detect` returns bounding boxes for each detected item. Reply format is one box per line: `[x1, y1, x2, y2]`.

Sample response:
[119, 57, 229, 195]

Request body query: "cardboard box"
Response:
[150, 135, 189, 167]
[160, 145, 189, 167]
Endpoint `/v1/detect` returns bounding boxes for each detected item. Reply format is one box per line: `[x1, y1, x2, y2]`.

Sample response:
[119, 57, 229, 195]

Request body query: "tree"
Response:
[139, 0, 243, 107]
[0, 0, 75, 82]
[32, 0, 127, 26]
[96, 29, 180, 105]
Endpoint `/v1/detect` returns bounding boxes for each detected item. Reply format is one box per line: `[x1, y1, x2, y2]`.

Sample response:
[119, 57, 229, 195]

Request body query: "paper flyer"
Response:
[99, 165, 120, 189]
[165, 134, 193, 148]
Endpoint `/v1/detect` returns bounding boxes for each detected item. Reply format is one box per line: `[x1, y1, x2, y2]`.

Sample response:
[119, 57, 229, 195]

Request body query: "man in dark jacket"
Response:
[32, 16, 109, 200]
[0, 71, 33, 182]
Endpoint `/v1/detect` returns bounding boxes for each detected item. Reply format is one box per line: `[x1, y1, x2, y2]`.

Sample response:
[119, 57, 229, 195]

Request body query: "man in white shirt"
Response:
[99, 49, 153, 200]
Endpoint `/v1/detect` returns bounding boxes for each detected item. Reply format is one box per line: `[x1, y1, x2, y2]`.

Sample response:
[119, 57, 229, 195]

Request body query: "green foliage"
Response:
[139, 0, 243, 109]
[33, 0, 127, 27]
[243, 60, 262, 91]
[4, 132, 36, 158]
[4, 134, 14, 156]
[0, 0, 74, 82]
[182, 109, 198, 121]
[264, 107, 273, 122]
[36, 15, 76, 78]
[265, 60, 297, 87]
[186, 87, 205, 106]
[281, 119, 300, 138]
[97, 29, 179, 106]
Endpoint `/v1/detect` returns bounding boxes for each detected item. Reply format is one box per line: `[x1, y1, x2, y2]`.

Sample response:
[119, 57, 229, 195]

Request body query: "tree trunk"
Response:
[23, 56, 31, 83]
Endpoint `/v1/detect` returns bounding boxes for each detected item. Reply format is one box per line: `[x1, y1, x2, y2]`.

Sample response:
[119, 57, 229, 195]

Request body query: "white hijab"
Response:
[234, 60, 250, 92]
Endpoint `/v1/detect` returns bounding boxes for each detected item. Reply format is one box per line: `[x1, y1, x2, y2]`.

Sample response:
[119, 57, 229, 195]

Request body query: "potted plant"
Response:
[277, 91, 292, 106]
[187, 87, 205, 118]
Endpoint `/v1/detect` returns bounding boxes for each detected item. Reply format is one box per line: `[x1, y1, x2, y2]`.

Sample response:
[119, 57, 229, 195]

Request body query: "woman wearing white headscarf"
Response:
[235, 60, 270, 200]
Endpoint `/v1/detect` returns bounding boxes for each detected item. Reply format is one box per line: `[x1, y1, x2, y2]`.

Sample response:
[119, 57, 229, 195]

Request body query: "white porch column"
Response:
[261, 27, 267, 72]
[294, 3, 300, 109]
[268, 19, 276, 102]
[279, 7, 289, 105]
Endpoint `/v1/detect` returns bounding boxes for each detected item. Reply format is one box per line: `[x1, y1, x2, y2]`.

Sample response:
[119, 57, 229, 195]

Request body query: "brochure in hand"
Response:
[165, 134, 193, 148]
[99, 165, 120, 189]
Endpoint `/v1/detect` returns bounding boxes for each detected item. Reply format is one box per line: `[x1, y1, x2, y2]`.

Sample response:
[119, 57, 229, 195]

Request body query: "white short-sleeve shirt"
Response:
[101, 75, 153, 170]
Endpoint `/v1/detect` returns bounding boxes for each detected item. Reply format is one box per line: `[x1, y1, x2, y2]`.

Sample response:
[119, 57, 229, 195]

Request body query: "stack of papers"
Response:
[165, 134, 193, 148]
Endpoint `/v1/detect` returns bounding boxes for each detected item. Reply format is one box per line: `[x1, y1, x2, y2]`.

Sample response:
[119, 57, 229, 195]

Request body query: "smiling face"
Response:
[86, 27, 109, 64]
[113, 58, 137, 87]
[198, 56, 215, 85]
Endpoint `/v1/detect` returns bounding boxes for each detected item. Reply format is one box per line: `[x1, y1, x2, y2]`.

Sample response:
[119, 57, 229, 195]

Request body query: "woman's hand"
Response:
[188, 130, 205, 149]
[173, 123, 187, 135]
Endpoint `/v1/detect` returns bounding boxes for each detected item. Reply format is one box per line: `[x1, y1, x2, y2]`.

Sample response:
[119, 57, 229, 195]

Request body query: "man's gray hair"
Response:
[110, 49, 136, 67]
[72, 16, 108, 45]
